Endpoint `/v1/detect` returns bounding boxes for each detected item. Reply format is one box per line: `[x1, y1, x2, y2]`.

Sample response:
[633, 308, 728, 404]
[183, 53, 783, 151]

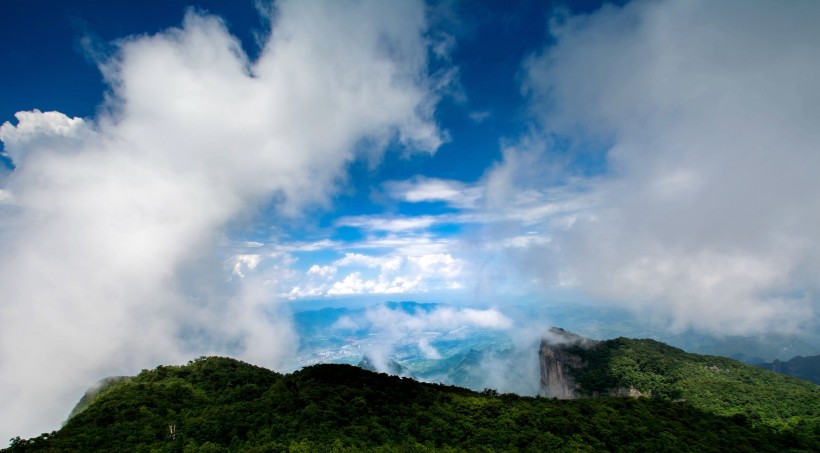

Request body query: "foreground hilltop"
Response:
[6, 346, 819, 451]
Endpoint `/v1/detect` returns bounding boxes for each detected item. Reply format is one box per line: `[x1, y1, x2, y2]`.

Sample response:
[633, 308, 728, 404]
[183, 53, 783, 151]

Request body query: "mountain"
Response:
[5, 356, 816, 452]
[663, 331, 819, 363]
[538, 327, 820, 432]
[758, 354, 820, 385]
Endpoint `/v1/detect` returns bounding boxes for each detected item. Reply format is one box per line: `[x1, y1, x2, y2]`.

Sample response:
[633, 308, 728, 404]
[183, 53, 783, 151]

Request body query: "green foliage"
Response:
[566, 337, 820, 434]
[65, 376, 131, 420]
[4, 355, 818, 452]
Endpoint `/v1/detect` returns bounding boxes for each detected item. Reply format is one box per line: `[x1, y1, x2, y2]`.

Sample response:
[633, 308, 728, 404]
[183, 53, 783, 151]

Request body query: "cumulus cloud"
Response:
[0, 0, 443, 440]
[290, 251, 465, 298]
[307, 264, 337, 278]
[0, 110, 90, 164]
[336, 253, 403, 271]
[510, 0, 820, 335]
[231, 254, 262, 278]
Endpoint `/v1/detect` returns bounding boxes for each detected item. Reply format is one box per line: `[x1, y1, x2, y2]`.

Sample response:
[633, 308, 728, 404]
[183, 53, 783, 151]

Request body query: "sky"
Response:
[2, 0, 820, 440]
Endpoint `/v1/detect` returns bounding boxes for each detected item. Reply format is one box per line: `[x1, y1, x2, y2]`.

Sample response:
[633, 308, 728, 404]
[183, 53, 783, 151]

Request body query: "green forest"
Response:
[5, 354, 818, 452]
[564, 337, 819, 432]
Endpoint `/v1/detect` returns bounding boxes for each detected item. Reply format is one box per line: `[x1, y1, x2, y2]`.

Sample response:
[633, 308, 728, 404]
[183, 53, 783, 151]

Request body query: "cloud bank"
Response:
[510, 0, 820, 335]
[0, 0, 443, 440]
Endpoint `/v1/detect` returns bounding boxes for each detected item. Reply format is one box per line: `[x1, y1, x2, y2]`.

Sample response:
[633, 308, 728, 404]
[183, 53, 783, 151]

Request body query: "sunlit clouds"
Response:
[0, 0, 443, 439]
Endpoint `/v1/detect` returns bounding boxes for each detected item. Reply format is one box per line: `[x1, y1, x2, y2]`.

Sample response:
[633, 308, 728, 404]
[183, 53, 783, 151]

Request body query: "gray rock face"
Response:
[538, 327, 598, 399]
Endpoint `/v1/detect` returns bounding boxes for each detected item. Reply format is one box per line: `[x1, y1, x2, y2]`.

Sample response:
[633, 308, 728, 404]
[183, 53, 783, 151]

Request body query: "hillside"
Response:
[539, 328, 820, 434]
[5, 356, 818, 452]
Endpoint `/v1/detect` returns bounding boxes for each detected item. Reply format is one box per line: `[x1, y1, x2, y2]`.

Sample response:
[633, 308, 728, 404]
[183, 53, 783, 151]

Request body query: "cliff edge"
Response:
[538, 327, 599, 399]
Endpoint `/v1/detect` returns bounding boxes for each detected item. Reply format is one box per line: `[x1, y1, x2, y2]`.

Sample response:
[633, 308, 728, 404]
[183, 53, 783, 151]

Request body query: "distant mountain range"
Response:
[757, 354, 820, 385]
[664, 332, 819, 364]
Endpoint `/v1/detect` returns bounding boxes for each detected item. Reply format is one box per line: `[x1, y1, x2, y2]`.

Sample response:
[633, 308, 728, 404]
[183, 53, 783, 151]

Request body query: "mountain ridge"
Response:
[7, 357, 817, 452]
[6, 332, 819, 451]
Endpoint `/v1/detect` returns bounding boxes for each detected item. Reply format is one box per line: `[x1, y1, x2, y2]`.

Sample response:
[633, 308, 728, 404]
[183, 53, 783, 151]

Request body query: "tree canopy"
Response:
[5, 355, 818, 452]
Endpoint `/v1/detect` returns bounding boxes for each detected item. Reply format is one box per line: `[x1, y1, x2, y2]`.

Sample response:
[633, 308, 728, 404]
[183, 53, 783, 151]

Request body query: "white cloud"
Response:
[0, 110, 89, 164]
[375, 172, 591, 230]
[327, 272, 373, 296]
[335, 252, 401, 269]
[231, 254, 261, 278]
[307, 264, 337, 278]
[385, 176, 482, 209]
[358, 304, 513, 332]
[513, 0, 820, 335]
[355, 235, 453, 255]
[417, 337, 441, 359]
[277, 239, 340, 252]
[323, 271, 422, 296]
[292, 251, 465, 298]
[287, 285, 326, 299]
[0, 0, 444, 440]
[408, 253, 463, 278]
[336, 214, 439, 232]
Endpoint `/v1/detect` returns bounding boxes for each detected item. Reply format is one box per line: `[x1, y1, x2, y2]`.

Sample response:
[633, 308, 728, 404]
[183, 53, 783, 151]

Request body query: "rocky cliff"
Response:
[538, 327, 599, 398]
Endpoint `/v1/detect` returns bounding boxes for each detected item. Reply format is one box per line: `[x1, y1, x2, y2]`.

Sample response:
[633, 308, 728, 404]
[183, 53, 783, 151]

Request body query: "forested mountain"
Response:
[5, 352, 818, 452]
[539, 328, 820, 433]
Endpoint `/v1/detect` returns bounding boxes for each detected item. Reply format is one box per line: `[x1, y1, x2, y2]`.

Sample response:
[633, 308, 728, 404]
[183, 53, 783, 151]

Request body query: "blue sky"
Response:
[1, 0, 820, 439]
[1, 0, 615, 304]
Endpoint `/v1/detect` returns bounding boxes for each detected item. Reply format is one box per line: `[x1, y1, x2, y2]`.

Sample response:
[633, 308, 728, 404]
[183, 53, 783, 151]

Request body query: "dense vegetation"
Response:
[564, 337, 819, 435]
[6, 356, 818, 452]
